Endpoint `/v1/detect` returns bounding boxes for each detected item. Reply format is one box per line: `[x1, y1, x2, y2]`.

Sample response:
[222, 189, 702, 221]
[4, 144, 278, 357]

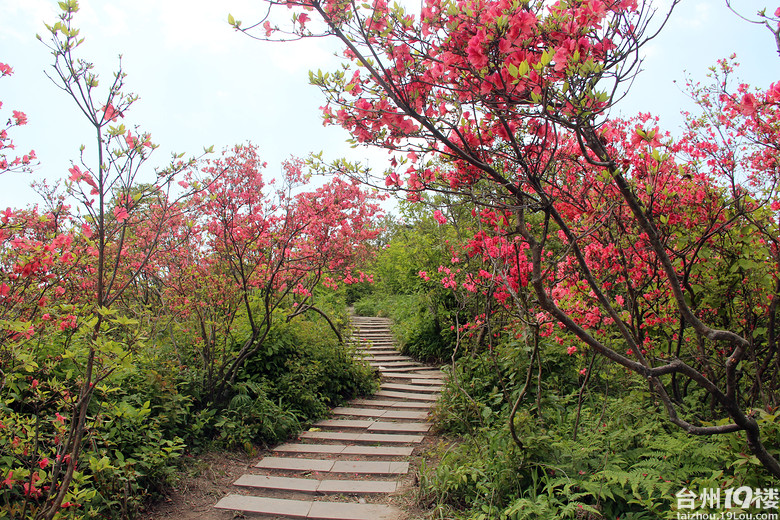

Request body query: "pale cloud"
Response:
[680, 2, 711, 29]
[268, 39, 341, 74]
[0, 0, 58, 43]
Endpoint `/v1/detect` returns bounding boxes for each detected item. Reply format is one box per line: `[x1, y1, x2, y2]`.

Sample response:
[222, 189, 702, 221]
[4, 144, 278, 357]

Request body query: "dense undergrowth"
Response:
[1, 301, 376, 518]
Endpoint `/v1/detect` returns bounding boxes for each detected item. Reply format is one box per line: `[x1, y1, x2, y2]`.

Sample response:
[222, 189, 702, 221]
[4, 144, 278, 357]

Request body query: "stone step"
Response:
[410, 378, 445, 385]
[375, 390, 438, 402]
[331, 406, 429, 420]
[378, 366, 443, 374]
[313, 419, 374, 429]
[381, 382, 442, 393]
[350, 398, 433, 409]
[272, 443, 414, 457]
[365, 356, 415, 363]
[368, 421, 430, 433]
[314, 419, 431, 433]
[380, 372, 444, 381]
[351, 323, 391, 327]
[215, 495, 402, 520]
[255, 457, 409, 474]
[368, 361, 420, 368]
[299, 431, 424, 444]
[381, 377, 444, 388]
[234, 474, 399, 494]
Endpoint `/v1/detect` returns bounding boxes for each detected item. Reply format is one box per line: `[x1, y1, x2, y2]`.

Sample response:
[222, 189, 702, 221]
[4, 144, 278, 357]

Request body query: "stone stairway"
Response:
[214, 315, 444, 520]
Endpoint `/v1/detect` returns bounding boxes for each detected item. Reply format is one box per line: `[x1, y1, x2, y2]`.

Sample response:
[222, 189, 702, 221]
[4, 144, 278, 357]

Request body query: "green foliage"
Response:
[423, 344, 780, 519]
[363, 292, 459, 363]
[0, 352, 186, 519]
[241, 311, 378, 419]
[0, 304, 375, 519]
[352, 198, 471, 363]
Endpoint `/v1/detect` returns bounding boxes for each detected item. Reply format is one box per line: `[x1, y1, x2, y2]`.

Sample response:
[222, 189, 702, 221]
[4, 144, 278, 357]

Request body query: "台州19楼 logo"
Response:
[676, 486, 779, 519]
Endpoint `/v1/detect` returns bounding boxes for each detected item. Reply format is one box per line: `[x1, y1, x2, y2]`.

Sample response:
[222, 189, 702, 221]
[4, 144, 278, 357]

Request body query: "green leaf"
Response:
[228, 13, 235, 25]
[540, 49, 552, 67]
[517, 60, 529, 77]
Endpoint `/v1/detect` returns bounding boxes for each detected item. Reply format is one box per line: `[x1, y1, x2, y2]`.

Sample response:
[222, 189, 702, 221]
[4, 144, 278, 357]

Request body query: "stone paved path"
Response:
[214, 315, 444, 520]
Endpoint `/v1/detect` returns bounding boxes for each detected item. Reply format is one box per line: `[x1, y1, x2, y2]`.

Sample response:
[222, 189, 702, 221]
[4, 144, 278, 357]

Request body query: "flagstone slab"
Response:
[317, 479, 398, 494]
[375, 390, 438, 401]
[341, 445, 414, 456]
[235, 474, 320, 493]
[331, 407, 387, 417]
[368, 361, 420, 368]
[307, 501, 402, 520]
[330, 460, 409, 474]
[350, 398, 433, 409]
[380, 410, 429, 420]
[215, 495, 312, 517]
[272, 443, 414, 457]
[216, 496, 402, 519]
[380, 372, 443, 380]
[331, 407, 429, 420]
[255, 457, 335, 472]
[367, 421, 431, 433]
[411, 369, 446, 375]
[379, 366, 440, 373]
[300, 431, 423, 443]
[273, 443, 348, 454]
[234, 474, 400, 495]
[406, 367, 445, 373]
[300, 431, 362, 442]
[381, 383, 441, 393]
[314, 419, 374, 429]
[410, 378, 445, 386]
[355, 432, 424, 443]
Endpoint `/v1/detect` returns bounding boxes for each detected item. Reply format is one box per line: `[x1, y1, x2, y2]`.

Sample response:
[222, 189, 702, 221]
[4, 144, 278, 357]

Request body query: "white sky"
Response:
[0, 0, 777, 208]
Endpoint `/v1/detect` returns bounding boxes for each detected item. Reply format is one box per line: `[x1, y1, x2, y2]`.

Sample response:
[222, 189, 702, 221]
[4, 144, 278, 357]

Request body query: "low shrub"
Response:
[423, 349, 780, 519]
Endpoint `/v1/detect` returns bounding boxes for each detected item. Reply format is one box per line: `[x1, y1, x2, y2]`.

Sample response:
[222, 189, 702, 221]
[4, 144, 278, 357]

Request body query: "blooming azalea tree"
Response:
[236, 0, 780, 476]
[0, 62, 36, 175]
[157, 144, 384, 402]
[0, 3, 208, 517]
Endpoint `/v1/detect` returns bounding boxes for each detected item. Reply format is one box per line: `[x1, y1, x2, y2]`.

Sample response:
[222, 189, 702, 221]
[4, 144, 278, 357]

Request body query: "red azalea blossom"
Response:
[12, 110, 27, 125]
